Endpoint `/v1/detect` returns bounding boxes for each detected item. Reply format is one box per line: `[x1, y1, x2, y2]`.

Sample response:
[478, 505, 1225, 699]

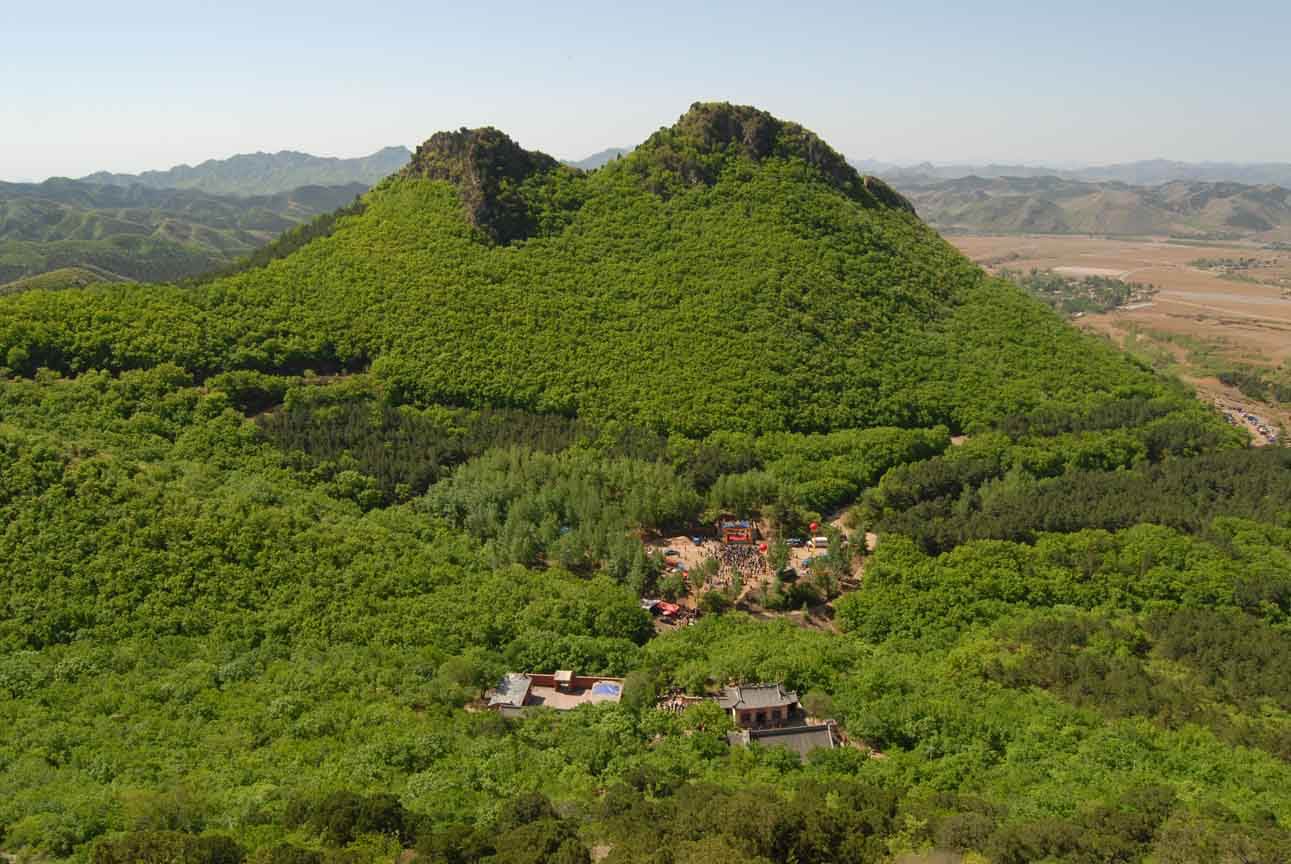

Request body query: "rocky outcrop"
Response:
[403, 128, 567, 244]
[637, 102, 917, 214]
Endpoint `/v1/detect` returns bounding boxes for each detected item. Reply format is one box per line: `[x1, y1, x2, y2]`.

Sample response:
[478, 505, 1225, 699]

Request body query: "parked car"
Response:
[786, 538, 804, 548]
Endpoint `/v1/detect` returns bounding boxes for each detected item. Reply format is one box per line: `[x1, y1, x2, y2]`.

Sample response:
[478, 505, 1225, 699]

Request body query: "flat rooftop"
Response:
[525, 680, 623, 709]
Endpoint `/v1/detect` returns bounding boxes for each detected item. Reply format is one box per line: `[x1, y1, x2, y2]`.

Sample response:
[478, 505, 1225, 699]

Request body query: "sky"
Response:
[4, 0, 1289, 181]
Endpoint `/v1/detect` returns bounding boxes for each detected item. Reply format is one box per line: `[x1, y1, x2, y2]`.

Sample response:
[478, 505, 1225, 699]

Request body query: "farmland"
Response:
[952, 233, 1291, 442]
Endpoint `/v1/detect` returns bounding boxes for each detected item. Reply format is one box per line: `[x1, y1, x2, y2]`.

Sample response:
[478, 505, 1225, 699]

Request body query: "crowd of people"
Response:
[712, 541, 769, 589]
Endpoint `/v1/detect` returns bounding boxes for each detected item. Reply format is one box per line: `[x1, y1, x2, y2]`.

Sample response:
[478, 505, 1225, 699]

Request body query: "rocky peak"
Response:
[640, 102, 916, 214]
[403, 127, 566, 243]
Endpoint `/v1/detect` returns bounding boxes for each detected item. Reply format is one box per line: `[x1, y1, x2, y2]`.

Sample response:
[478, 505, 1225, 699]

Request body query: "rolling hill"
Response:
[896, 174, 1291, 240]
[0, 179, 369, 284]
[2, 103, 1287, 864]
[0, 103, 1174, 435]
[81, 145, 411, 197]
[0, 265, 121, 296]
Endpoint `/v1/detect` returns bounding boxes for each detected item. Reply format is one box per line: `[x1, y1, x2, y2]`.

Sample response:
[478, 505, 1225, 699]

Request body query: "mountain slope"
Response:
[0, 265, 121, 295]
[81, 145, 411, 197]
[1, 103, 1165, 435]
[3, 103, 1286, 864]
[0, 179, 368, 283]
[898, 174, 1291, 239]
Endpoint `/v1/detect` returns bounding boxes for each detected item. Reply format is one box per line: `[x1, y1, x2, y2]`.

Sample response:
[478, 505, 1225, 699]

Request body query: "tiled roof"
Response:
[486, 673, 532, 708]
[727, 723, 836, 757]
[716, 683, 799, 710]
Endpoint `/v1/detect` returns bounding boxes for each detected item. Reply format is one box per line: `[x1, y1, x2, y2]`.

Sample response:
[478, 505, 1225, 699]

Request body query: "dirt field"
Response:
[951, 234, 1291, 442]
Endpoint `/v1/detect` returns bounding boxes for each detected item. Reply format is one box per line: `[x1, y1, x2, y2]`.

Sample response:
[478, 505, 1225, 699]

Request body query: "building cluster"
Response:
[714, 683, 837, 755]
[484, 673, 836, 756]
[485, 670, 624, 718]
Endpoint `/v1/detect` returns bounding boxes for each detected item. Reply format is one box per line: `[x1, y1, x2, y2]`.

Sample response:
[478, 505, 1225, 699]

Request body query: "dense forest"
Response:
[1, 103, 1289, 864]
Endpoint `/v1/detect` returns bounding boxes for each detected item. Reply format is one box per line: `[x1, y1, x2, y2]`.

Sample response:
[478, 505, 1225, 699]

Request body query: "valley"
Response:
[952, 233, 1291, 443]
[0, 180, 370, 285]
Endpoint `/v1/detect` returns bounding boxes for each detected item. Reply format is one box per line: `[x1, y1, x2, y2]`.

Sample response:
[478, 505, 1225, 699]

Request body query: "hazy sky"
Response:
[5, 0, 1289, 181]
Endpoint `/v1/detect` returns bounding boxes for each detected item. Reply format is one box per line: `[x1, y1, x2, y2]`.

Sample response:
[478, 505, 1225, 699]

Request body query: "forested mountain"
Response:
[0, 103, 1169, 435]
[2, 103, 1289, 864]
[81, 146, 411, 197]
[0, 179, 368, 284]
[895, 174, 1291, 239]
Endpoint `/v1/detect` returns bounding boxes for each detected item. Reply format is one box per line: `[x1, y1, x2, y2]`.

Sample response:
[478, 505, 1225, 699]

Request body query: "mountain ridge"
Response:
[79, 145, 411, 197]
[1, 102, 1154, 437]
[867, 158, 1291, 187]
[0, 178, 368, 283]
[894, 174, 1291, 239]
[563, 146, 631, 170]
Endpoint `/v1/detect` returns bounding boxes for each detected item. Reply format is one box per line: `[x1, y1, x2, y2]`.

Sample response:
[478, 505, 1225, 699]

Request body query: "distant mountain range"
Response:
[80, 146, 411, 197]
[859, 158, 1291, 188]
[0, 179, 368, 285]
[893, 175, 1291, 241]
[2, 146, 415, 286]
[559, 150, 1291, 188]
[555, 149, 1291, 239]
[12, 142, 1291, 290]
[563, 147, 632, 170]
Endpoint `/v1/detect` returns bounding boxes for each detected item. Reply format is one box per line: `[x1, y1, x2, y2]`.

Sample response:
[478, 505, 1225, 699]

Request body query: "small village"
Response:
[635, 512, 870, 629]
[481, 513, 872, 759]
[485, 671, 846, 758]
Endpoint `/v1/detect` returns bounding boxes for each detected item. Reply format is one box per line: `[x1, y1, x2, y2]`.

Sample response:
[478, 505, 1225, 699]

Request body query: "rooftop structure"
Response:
[485, 670, 624, 716]
[717, 515, 756, 544]
[486, 673, 532, 711]
[727, 722, 837, 758]
[716, 683, 800, 728]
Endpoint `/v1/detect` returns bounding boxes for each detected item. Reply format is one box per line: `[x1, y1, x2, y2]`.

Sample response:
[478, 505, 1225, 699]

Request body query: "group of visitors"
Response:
[713, 541, 769, 588]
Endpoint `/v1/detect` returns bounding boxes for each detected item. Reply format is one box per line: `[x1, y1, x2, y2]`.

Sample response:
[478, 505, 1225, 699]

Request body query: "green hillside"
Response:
[81, 146, 411, 197]
[2, 104, 1176, 435]
[0, 180, 369, 283]
[0, 265, 121, 295]
[1, 104, 1289, 864]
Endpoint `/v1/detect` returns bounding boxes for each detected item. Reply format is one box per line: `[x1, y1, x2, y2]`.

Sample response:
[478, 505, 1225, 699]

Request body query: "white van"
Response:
[812, 536, 830, 549]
